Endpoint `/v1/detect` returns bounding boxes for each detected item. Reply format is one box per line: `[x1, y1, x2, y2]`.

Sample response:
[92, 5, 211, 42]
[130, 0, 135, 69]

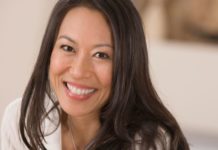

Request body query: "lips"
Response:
[63, 81, 97, 100]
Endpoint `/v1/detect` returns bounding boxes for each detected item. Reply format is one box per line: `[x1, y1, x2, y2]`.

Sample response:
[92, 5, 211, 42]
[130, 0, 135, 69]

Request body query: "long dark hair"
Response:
[19, 0, 189, 149]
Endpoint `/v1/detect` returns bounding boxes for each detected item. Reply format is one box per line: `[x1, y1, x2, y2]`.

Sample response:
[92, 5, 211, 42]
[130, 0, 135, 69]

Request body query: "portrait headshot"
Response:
[1, 0, 199, 150]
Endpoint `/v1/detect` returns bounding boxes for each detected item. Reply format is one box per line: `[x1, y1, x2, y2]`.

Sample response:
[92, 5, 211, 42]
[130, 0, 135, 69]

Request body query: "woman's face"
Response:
[49, 7, 113, 118]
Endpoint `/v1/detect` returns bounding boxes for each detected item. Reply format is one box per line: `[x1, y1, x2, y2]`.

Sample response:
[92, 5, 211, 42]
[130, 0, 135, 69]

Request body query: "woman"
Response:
[1, 0, 190, 149]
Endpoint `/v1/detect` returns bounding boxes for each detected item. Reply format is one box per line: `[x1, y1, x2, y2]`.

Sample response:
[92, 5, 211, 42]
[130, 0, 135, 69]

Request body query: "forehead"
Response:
[57, 6, 113, 45]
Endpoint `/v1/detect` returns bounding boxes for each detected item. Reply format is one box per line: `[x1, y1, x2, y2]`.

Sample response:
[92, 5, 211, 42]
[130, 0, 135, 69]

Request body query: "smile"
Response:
[67, 83, 95, 95]
[64, 82, 96, 97]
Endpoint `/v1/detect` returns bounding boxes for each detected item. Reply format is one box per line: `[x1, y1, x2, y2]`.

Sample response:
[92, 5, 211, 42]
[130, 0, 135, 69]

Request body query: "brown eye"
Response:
[94, 52, 110, 59]
[60, 45, 74, 52]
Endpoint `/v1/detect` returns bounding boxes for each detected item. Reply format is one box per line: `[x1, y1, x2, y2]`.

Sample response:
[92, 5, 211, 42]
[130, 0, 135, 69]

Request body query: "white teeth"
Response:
[66, 83, 95, 95]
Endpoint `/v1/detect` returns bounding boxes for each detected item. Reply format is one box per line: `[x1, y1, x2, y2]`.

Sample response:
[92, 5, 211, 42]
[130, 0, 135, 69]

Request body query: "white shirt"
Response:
[1, 98, 170, 150]
[1, 98, 62, 150]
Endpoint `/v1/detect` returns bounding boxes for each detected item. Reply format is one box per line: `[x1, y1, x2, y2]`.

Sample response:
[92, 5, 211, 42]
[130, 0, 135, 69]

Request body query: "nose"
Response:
[69, 54, 92, 79]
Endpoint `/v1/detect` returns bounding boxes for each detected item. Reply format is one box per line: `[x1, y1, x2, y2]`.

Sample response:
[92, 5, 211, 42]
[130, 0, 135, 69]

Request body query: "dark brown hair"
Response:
[19, 0, 190, 149]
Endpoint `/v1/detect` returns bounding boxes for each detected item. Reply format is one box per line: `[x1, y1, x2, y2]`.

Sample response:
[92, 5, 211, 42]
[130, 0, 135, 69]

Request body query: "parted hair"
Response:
[19, 0, 189, 149]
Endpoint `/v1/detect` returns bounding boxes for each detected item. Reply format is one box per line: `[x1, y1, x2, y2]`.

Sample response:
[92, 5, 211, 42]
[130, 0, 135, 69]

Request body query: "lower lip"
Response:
[64, 84, 95, 101]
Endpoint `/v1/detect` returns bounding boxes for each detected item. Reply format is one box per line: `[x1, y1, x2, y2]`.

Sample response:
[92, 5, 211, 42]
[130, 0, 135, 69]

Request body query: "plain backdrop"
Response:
[0, 0, 218, 149]
[0, 0, 57, 124]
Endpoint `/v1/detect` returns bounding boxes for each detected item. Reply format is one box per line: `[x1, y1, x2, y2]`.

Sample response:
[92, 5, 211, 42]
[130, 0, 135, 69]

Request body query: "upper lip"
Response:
[63, 81, 97, 90]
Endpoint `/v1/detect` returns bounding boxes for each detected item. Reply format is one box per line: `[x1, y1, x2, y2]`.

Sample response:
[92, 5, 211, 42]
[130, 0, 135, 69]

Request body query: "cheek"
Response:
[49, 50, 67, 77]
[95, 63, 112, 88]
[49, 51, 70, 91]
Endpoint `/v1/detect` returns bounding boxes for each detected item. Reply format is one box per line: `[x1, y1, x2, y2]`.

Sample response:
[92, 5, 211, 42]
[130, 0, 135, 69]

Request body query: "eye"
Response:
[94, 52, 110, 59]
[60, 45, 74, 52]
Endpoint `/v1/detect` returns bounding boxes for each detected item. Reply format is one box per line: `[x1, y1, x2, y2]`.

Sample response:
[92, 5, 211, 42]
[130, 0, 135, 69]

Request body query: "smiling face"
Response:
[49, 7, 113, 119]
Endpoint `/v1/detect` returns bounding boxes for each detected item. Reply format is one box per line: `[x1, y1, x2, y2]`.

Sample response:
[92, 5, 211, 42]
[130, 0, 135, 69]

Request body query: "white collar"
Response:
[43, 96, 62, 149]
[44, 124, 62, 150]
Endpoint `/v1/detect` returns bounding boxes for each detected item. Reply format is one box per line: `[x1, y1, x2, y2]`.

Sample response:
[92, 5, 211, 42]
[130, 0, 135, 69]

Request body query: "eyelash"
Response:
[60, 45, 74, 52]
[59, 45, 111, 59]
[94, 52, 110, 59]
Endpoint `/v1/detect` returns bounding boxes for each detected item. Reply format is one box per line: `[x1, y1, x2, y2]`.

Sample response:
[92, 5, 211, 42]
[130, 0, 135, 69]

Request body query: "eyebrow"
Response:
[58, 35, 113, 49]
[58, 35, 76, 44]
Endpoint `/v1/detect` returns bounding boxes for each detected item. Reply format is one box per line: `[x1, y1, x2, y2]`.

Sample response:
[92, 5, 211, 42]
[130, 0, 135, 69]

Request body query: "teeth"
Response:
[67, 83, 95, 95]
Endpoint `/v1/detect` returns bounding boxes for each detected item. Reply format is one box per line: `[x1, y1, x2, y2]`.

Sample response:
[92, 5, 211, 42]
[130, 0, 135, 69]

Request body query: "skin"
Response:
[49, 7, 113, 149]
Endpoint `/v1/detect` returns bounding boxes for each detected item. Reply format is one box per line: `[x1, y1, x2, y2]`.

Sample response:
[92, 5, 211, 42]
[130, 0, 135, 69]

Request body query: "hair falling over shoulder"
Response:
[19, 0, 189, 149]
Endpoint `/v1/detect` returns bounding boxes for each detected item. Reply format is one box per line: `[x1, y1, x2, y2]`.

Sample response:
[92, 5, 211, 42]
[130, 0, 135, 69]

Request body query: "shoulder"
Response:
[156, 127, 171, 150]
[1, 98, 22, 127]
[1, 98, 22, 129]
[1, 98, 27, 149]
[134, 127, 171, 150]
[3, 98, 22, 116]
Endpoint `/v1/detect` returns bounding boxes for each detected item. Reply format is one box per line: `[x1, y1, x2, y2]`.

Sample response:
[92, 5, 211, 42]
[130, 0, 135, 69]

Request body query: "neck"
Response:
[63, 114, 101, 149]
